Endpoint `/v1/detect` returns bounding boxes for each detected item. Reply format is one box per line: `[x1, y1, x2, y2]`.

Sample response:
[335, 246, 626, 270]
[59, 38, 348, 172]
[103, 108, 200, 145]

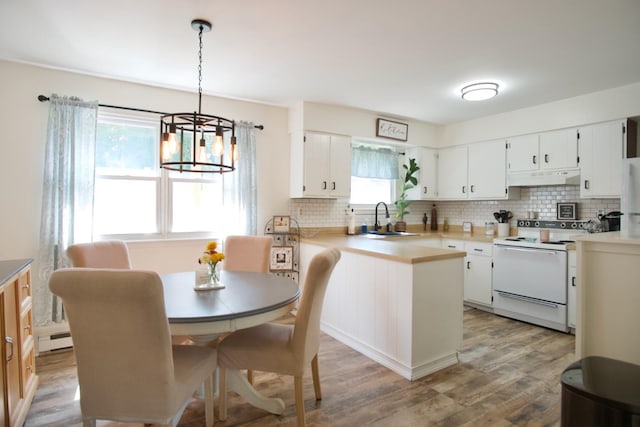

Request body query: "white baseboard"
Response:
[320, 322, 459, 381]
[35, 323, 73, 355]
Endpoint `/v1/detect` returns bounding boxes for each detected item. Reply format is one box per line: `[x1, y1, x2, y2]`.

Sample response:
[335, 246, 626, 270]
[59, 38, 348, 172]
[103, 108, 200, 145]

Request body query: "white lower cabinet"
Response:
[463, 241, 493, 307]
[442, 239, 465, 251]
[568, 250, 577, 329]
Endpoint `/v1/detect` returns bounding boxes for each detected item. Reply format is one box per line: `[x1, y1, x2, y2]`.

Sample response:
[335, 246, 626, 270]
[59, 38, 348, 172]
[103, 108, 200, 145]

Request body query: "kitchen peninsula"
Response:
[574, 232, 640, 366]
[299, 233, 466, 380]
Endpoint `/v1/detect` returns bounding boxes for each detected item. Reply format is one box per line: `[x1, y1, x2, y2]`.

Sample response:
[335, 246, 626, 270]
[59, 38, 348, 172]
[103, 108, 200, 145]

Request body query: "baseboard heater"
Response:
[35, 323, 74, 355]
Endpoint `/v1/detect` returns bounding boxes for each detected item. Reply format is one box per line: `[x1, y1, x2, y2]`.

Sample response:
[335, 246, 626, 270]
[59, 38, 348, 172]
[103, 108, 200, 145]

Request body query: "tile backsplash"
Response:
[287, 185, 620, 231]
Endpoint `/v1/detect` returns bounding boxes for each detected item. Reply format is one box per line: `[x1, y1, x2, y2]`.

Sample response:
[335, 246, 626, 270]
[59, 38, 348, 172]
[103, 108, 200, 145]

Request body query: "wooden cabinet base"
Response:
[1, 259, 38, 426]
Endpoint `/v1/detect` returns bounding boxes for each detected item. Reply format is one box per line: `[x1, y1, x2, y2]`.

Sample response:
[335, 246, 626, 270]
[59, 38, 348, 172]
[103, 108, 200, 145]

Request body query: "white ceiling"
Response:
[1, 0, 640, 124]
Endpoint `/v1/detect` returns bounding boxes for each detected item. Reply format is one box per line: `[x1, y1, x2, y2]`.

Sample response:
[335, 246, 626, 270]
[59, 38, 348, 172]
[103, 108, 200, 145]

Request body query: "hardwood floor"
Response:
[25, 307, 575, 426]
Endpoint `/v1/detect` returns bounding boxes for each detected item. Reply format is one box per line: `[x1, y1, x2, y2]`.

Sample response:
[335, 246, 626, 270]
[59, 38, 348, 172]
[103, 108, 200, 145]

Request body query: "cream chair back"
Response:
[292, 248, 341, 367]
[222, 235, 272, 272]
[66, 240, 132, 269]
[49, 268, 216, 426]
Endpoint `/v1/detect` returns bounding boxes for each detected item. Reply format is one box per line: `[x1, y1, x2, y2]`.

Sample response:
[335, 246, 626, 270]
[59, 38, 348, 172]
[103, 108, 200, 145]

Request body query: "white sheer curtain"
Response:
[34, 95, 98, 327]
[224, 121, 258, 235]
[352, 145, 399, 179]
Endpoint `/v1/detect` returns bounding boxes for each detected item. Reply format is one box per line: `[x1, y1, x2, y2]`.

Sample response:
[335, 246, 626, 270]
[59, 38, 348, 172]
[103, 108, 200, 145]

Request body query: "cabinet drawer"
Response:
[22, 347, 36, 388]
[21, 308, 33, 344]
[442, 239, 465, 250]
[465, 242, 493, 257]
[18, 269, 32, 304]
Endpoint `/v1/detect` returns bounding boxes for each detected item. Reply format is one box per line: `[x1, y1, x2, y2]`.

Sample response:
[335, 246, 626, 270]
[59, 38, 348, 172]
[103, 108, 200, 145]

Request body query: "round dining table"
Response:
[161, 270, 301, 415]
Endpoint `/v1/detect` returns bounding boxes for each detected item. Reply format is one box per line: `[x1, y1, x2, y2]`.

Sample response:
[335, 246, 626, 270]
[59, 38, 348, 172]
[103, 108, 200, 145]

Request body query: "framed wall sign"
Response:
[270, 246, 293, 271]
[557, 203, 577, 220]
[376, 118, 408, 141]
[273, 215, 290, 233]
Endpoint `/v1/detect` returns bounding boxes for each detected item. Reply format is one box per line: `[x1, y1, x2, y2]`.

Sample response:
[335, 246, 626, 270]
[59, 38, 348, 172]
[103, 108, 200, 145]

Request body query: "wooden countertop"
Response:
[300, 231, 495, 264]
[0, 258, 32, 286]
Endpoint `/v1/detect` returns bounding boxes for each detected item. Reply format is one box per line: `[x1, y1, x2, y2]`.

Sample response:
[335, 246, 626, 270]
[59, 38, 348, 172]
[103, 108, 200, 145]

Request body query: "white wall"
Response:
[439, 82, 640, 146]
[0, 60, 290, 265]
[289, 101, 440, 147]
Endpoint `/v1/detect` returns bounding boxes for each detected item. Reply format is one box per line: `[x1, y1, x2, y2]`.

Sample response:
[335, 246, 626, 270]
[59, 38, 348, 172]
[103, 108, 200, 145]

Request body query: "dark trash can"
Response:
[561, 356, 640, 426]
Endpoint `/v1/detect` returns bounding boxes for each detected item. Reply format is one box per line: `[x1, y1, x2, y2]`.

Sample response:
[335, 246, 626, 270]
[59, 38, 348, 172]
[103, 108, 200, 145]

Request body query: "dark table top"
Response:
[161, 270, 300, 324]
[0, 258, 32, 286]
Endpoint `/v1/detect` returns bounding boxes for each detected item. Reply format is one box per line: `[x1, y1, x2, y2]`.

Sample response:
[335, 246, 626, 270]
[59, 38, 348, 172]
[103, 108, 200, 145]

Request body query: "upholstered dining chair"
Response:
[221, 234, 273, 383]
[222, 235, 272, 273]
[49, 268, 217, 427]
[66, 240, 132, 269]
[217, 247, 341, 427]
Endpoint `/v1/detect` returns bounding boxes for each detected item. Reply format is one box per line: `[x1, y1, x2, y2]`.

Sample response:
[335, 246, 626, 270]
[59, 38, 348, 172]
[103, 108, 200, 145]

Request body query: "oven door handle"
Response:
[495, 290, 559, 308]
[498, 246, 560, 256]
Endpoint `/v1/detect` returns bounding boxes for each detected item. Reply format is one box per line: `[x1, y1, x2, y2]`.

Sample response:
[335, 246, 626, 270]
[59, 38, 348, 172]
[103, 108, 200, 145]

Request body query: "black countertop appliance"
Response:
[598, 211, 623, 232]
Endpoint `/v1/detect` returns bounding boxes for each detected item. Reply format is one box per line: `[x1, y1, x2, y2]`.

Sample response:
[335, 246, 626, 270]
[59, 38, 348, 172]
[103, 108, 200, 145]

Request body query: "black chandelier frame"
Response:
[159, 18, 237, 174]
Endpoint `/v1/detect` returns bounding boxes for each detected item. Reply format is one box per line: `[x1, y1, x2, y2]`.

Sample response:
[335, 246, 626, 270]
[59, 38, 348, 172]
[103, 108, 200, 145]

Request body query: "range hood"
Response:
[508, 169, 581, 187]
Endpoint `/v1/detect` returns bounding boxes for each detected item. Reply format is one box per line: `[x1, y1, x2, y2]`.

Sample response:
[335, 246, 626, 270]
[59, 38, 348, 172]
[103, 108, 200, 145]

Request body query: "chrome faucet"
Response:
[374, 202, 390, 232]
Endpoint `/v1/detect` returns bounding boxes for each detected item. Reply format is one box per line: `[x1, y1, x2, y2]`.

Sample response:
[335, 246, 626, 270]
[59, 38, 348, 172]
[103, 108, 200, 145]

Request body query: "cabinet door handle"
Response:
[473, 248, 484, 252]
[462, 185, 466, 194]
[466, 261, 471, 269]
[584, 180, 590, 190]
[533, 155, 537, 165]
[572, 276, 576, 287]
[470, 185, 475, 193]
[322, 181, 327, 190]
[331, 182, 336, 190]
[544, 154, 549, 163]
[5, 336, 14, 362]
[423, 186, 427, 194]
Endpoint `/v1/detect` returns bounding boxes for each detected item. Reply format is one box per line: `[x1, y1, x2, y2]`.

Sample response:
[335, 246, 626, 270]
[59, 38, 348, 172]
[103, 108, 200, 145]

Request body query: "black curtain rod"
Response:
[37, 95, 265, 130]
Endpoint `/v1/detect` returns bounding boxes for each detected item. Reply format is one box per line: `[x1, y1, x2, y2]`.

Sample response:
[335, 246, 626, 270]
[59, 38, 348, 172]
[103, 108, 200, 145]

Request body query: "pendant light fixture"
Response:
[461, 82, 499, 101]
[160, 19, 236, 173]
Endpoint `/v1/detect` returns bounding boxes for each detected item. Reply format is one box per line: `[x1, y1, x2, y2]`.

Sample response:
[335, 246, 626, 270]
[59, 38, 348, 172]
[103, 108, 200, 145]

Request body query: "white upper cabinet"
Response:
[507, 129, 578, 173]
[507, 134, 539, 172]
[539, 128, 579, 170]
[436, 140, 514, 201]
[290, 132, 352, 198]
[578, 120, 625, 198]
[468, 139, 510, 199]
[405, 146, 438, 200]
[437, 145, 468, 199]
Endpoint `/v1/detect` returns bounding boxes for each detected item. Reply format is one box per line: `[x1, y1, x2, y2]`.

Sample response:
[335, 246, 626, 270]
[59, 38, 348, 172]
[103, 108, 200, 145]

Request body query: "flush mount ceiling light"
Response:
[461, 82, 499, 101]
[160, 19, 236, 173]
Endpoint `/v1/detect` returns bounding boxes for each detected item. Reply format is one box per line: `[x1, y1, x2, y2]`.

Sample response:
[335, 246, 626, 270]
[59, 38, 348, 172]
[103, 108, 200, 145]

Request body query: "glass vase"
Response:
[207, 262, 220, 286]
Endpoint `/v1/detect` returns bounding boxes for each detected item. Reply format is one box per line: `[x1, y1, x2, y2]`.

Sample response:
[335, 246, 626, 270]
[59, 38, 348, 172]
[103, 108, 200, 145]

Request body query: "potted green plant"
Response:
[394, 157, 420, 232]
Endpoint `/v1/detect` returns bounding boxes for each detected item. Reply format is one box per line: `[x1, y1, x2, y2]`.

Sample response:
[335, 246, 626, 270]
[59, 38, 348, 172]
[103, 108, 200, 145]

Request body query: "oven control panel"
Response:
[516, 219, 588, 230]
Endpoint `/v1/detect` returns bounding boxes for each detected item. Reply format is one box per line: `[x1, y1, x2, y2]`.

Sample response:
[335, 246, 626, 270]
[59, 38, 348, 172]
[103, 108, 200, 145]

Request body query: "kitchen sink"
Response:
[364, 231, 419, 238]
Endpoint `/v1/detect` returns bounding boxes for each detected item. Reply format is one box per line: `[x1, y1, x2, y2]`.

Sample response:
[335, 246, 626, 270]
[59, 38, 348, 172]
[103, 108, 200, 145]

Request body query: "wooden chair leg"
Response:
[311, 354, 322, 400]
[204, 373, 215, 427]
[218, 367, 228, 421]
[247, 369, 254, 385]
[294, 375, 306, 427]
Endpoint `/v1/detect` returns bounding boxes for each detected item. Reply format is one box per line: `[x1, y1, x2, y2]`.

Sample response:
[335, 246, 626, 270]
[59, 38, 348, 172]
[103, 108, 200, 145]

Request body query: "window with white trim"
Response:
[349, 143, 399, 205]
[93, 112, 223, 239]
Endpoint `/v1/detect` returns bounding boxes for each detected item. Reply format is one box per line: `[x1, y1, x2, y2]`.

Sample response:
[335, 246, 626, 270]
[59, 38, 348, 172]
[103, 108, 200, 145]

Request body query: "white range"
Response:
[492, 219, 588, 332]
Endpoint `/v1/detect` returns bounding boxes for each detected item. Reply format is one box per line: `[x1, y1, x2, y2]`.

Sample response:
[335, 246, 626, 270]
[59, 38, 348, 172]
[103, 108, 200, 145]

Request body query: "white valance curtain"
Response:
[351, 145, 399, 179]
[35, 95, 98, 327]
